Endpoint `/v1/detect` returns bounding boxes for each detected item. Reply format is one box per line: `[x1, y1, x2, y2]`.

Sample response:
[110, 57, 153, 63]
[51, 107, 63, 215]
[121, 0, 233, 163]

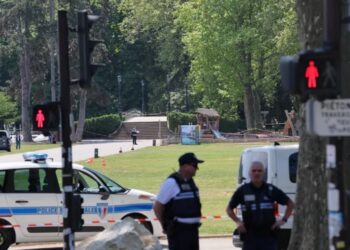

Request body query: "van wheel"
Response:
[124, 214, 153, 234]
[0, 229, 14, 250]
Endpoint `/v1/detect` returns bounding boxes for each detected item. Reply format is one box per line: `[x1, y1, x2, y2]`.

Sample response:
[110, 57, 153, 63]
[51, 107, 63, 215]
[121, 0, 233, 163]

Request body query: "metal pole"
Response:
[58, 10, 75, 250]
[117, 74, 122, 114]
[340, 1, 350, 248]
[324, 0, 350, 249]
[141, 80, 145, 114]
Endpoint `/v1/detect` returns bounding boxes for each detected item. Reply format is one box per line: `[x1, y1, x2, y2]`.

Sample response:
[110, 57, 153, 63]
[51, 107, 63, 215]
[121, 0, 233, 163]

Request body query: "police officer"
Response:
[131, 127, 139, 145]
[226, 161, 294, 250]
[153, 152, 204, 250]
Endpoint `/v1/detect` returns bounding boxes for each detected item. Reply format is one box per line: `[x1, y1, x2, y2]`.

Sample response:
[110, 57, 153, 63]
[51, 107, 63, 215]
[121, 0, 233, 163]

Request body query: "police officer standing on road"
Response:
[131, 127, 139, 145]
[153, 152, 204, 250]
[226, 161, 295, 250]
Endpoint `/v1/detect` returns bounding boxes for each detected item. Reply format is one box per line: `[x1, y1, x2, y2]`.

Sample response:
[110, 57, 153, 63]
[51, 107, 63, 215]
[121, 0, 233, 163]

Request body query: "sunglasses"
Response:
[252, 169, 263, 173]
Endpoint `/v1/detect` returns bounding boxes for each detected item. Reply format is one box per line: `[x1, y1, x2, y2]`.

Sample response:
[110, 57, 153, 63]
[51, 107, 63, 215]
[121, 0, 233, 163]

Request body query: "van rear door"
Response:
[274, 147, 298, 196]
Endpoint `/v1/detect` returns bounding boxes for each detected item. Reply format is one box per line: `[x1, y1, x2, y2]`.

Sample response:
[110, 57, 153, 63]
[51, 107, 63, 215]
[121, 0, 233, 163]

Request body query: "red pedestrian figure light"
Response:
[36, 109, 45, 128]
[305, 60, 319, 88]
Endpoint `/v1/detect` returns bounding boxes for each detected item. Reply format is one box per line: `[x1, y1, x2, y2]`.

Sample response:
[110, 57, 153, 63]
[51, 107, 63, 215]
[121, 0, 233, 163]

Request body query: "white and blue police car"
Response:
[0, 153, 162, 249]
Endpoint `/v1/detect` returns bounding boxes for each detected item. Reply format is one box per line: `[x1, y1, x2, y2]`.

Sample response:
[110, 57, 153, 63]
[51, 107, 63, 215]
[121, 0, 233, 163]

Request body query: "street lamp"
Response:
[141, 80, 145, 114]
[117, 74, 122, 113]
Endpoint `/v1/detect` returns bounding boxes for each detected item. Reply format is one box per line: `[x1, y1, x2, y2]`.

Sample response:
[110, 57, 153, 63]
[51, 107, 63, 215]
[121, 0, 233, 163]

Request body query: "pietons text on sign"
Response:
[306, 99, 350, 136]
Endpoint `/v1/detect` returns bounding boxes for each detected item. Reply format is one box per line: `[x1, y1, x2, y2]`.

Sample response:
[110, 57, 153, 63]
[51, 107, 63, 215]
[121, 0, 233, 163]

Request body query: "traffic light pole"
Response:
[339, 1, 350, 248]
[324, 1, 350, 249]
[58, 11, 75, 250]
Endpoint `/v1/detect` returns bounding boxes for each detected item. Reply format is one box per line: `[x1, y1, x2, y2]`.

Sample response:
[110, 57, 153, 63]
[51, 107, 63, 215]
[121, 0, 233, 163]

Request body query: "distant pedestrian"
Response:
[153, 152, 204, 250]
[15, 133, 21, 150]
[226, 161, 294, 250]
[131, 128, 139, 145]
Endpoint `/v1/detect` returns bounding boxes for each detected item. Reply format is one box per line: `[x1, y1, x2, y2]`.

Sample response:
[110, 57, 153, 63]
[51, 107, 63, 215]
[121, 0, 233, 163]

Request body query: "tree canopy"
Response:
[0, 0, 299, 131]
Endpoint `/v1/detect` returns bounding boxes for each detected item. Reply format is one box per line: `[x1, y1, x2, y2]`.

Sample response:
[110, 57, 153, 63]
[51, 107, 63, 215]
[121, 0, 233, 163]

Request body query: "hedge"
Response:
[219, 118, 246, 132]
[167, 112, 197, 132]
[83, 114, 121, 138]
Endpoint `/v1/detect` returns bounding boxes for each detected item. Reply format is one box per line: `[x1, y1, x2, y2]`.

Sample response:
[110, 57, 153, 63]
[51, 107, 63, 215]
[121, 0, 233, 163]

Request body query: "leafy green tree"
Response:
[176, 0, 298, 128]
[0, 91, 17, 124]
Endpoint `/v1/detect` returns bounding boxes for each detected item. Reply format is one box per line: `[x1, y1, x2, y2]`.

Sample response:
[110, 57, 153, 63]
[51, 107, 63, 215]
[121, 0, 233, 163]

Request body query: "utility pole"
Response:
[58, 11, 75, 250]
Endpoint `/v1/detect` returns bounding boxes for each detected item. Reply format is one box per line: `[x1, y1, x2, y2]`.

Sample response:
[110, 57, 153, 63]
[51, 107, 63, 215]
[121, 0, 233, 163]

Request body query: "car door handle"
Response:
[15, 200, 28, 203]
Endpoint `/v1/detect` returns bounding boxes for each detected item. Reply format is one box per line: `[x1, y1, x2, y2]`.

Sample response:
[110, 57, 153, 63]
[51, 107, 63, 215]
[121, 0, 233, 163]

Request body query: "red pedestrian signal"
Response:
[305, 60, 319, 89]
[297, 49, 338, 100]
[35, 109, 45, 128]
[32, 103, 60, 131]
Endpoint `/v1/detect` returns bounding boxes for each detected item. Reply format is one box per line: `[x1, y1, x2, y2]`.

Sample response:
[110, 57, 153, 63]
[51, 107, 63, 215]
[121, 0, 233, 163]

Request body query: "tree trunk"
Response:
[288, 107, 328, 250]
[20, 2, 32, 142]
[287, 0, 328, 249]
[243, 50, 263, 130]
[243, 85, 255, 129]
[72, 89, 87, 142]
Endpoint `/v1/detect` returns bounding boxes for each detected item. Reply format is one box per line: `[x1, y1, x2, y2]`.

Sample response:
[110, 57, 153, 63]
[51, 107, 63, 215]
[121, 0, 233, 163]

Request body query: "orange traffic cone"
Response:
[102, 159, 106, 168]
[86, 158, 93, 164]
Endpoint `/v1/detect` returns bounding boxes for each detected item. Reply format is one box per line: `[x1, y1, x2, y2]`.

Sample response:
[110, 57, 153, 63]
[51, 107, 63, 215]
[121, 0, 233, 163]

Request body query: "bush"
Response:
[83, 114, 122, 138]
[219, 118, 246, 132]
[167, 112, 197, 132]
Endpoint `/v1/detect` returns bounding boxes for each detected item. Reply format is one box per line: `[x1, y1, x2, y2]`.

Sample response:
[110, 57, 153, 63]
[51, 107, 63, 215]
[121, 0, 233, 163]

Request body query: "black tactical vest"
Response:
[165, 172, 201, 219]
[241, 183, 276, 234]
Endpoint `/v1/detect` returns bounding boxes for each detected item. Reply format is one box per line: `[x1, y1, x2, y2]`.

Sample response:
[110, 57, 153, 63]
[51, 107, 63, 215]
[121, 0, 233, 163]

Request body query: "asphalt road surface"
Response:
[10, 237, 239, 250]
[0, 139, 158, 163]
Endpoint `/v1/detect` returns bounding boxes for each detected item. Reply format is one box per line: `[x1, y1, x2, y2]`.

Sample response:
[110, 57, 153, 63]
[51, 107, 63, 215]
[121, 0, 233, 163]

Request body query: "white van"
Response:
[233, 143, 298, 250]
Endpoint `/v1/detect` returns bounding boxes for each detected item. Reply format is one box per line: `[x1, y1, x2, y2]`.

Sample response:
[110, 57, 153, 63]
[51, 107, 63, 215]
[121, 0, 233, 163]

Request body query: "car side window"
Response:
[74, 170, 100, 193]
[56, 170, 101, 193]
[12, 169, 58, 193]
[289, 152, 299, 183]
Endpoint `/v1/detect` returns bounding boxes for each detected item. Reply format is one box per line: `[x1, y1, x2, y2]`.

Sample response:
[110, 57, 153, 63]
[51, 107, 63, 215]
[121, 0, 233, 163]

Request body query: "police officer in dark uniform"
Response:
[226, 161, 294, 250]
[153, 152, 204, 250]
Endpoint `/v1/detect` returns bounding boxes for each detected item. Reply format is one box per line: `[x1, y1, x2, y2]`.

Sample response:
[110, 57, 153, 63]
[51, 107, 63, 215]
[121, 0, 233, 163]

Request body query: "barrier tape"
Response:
[0, 215, 231, 228]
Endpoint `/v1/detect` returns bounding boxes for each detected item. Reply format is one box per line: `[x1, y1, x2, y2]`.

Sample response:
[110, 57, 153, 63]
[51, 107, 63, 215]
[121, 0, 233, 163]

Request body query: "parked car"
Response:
[0, 152, 162, 249]
[0, 131, 11, 152]
[233, 143, 298, 250]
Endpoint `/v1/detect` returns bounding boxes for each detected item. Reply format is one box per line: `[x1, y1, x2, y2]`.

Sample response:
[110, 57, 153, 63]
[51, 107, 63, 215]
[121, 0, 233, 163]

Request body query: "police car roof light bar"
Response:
[23, 152, 49, 162]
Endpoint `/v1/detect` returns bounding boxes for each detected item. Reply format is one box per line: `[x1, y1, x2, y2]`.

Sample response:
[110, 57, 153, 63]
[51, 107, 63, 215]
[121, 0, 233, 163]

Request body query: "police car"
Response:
[0, 153, 162, 249]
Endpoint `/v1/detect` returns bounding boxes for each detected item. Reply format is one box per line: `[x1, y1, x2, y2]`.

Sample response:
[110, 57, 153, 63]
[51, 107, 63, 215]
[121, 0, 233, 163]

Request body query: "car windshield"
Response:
[84, 167, 126, 193]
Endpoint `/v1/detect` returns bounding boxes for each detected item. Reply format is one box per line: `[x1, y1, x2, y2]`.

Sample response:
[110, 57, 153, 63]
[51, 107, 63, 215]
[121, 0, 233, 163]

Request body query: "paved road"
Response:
[10, 237, 238, 250]
[0, 139, 158, 163]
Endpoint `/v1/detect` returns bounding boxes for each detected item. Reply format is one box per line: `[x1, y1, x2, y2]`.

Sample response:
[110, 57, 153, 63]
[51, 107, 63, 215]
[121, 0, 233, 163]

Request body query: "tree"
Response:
[287, 0, 328, 249]
[0, 91, 17, 125]
[177, 0, 298, 127]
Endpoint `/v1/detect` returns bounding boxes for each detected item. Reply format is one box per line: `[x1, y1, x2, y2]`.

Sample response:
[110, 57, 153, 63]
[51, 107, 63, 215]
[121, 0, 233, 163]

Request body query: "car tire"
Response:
[0, 228, 14, 250]
[6, 147, 10, 152]
[124, 214, 153, 234]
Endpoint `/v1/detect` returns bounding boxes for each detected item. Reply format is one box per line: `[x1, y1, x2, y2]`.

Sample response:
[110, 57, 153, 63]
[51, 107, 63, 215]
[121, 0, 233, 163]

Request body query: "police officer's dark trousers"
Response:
[167, 223, 199, 250]
[243, 235, 278, 250]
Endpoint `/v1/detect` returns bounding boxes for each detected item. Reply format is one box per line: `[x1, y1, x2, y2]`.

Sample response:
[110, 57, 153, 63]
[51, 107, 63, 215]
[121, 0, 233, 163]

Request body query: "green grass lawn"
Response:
[77, 142, 270, 235]
[0, 143, 59, 155]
